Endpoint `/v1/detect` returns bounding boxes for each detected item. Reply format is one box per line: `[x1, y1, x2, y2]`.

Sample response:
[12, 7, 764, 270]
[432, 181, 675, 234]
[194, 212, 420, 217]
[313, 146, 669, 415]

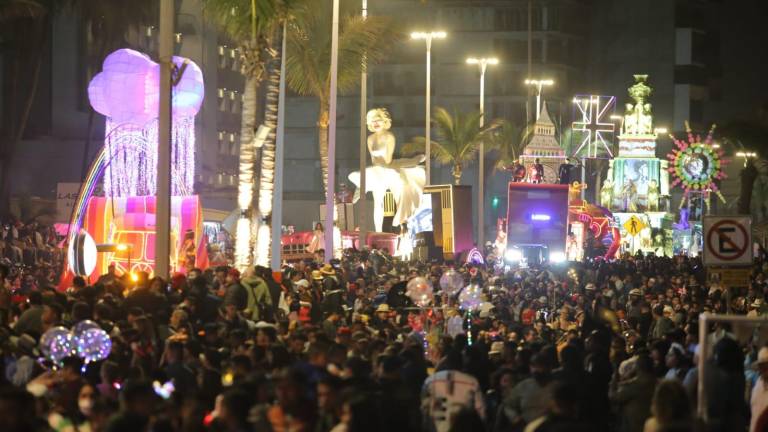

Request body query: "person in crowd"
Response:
[3, 218, 768, 432]
[644, 379, 697, 432]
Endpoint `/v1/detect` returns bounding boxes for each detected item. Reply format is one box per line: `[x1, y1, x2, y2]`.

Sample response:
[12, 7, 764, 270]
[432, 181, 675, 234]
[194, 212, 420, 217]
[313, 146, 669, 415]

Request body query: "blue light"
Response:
[531, 213, 551, 221]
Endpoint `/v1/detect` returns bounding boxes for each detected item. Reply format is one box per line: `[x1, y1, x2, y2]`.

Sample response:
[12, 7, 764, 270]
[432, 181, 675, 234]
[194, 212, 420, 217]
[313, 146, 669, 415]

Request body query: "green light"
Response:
[492, 196, 499, 208]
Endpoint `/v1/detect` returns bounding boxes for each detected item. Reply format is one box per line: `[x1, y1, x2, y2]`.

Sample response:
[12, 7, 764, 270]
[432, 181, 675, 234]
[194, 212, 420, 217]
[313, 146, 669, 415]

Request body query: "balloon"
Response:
[72, 320, 101, 339]
[39, 326, 71, 360]
[76, 328, 112, 363]
[407, 277, 434, 308]
[48, 330, 76, 366]
[459, 284, 483, 311]
[439, 269, 464, 296]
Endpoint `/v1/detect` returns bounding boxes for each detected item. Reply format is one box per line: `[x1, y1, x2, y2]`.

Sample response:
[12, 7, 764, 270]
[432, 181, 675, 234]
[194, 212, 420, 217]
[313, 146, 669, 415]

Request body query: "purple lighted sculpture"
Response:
[88, 49, 204, 197]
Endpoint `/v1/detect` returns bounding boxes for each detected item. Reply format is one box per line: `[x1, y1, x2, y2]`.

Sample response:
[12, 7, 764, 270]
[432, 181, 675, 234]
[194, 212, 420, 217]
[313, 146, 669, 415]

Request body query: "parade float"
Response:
[599, 75, 673, 256]
[666, 123, 728, 255]
[64, 49, 207, 282]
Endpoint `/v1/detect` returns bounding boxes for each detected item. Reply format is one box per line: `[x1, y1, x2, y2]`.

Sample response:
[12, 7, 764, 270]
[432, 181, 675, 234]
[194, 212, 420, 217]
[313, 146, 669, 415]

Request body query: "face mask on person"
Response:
[79, 397, 94, 416]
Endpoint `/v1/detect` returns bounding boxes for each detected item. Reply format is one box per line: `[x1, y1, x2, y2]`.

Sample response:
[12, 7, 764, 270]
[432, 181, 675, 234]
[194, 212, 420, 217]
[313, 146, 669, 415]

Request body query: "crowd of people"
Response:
[1, 235, 768, 432]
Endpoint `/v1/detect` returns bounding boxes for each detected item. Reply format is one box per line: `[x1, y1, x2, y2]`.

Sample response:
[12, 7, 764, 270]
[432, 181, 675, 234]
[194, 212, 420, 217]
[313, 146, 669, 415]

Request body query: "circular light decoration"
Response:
[666, 122, 728, 206]
[67, 229, 97, 277]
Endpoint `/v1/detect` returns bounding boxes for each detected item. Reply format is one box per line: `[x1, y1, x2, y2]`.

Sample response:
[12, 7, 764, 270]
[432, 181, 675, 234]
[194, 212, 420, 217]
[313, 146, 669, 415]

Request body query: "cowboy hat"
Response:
[320, 264, 336, 276]
[375, 304, 390, 313]
[489, 341, 505, 355]
[311, 270, 324, 281]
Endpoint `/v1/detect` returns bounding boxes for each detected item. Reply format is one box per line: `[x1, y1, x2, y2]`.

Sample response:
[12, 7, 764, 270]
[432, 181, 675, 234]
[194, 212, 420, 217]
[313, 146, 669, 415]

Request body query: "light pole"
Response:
[524, 78, 554, 121]
[466, 57, 498, 249]
[358, 0, 368, 248]
[324, 0, 340, 262]
[155, 0, 173, 278]
[411, 30, 446, 185]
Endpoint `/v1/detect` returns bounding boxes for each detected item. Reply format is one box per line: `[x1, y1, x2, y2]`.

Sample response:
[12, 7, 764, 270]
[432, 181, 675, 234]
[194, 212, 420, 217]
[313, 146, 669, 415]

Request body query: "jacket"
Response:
[243, 275, 272, 322]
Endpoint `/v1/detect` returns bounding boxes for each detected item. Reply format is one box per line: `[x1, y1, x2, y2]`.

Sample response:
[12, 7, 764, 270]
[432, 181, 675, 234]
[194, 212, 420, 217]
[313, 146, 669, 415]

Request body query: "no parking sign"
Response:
[703, 216, 753, 266]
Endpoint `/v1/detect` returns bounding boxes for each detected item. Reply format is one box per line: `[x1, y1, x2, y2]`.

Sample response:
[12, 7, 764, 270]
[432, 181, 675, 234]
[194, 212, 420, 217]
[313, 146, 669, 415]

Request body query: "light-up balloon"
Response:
[76, 328, 112, 363]
[47, 331, 77, 366]
[39, 326, 70, 359]
[439, 269, 464, 296]
[72, 320, 101, 339]
[459, 284, 483, 311]
[407, 277, 434, 308]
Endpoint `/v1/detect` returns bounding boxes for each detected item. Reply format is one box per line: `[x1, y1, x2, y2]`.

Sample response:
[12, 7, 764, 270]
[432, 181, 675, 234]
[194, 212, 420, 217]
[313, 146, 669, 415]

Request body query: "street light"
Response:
[524, 78, 554, 121]
[411, 30, 446, 185]
[466, 56, 498, 249]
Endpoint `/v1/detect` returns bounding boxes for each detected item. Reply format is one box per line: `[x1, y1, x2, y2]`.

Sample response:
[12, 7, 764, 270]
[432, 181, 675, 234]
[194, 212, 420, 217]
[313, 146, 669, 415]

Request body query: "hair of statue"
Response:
[366, 108, 392, 130]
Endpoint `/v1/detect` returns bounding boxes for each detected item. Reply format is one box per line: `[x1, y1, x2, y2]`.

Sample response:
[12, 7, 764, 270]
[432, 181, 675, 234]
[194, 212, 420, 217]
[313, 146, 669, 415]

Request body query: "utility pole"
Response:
[358, 0, 368, 247]
[155, 0, 173, 278]
[527, 0, 532, 125]
[271, 23, 287, 270]
[324, 0, 340, 261]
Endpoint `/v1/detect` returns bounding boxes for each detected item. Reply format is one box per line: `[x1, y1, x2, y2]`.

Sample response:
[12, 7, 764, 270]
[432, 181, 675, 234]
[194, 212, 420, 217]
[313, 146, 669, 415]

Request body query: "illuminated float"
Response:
[600, 75, 673, 256]
[666, 122, 727, 255]
[64, 49, 207, 282]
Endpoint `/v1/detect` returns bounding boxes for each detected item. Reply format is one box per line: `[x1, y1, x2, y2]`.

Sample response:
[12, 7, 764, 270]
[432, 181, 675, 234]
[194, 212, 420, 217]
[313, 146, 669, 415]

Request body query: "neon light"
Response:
[531, 213, 551, 221]
[89, 49, 203, 197]
[667, 122, 727, 208]
[572, 95, 616, 158]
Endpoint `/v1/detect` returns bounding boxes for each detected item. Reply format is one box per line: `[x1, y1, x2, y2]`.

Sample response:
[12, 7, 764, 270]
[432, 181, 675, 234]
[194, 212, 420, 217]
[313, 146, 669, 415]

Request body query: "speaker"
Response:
[423, 184, 473, 260]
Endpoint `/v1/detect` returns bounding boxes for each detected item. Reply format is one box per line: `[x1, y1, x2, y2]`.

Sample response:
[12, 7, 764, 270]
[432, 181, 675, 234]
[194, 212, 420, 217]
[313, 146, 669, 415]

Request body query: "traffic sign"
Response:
[623, 215, 647, 236]
[703, 216, 752, 266]
[708, 266, 751, 288]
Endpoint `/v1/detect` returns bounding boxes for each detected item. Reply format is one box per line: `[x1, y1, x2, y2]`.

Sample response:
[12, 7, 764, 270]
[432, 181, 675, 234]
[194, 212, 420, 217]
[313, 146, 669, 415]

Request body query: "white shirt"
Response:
[421, 370, 485, 432]
[751, 376, 768, 432]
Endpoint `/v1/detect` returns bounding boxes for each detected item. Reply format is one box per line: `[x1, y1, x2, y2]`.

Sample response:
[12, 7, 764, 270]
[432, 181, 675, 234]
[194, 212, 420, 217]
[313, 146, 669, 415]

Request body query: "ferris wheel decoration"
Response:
[666, 122, 728, 207]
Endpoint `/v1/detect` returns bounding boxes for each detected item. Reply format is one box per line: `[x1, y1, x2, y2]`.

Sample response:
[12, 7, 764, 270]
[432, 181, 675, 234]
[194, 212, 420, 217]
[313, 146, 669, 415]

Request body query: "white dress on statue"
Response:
[349, 129, 425, 232]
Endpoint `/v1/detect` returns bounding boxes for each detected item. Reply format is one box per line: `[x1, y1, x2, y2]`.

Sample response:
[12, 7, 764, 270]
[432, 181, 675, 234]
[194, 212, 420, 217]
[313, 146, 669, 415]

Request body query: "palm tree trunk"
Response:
[318, 106, 330, 194]
[234, 54, 262, 269]
[739, 160, 758, 215]
[254, 30, 283, 267]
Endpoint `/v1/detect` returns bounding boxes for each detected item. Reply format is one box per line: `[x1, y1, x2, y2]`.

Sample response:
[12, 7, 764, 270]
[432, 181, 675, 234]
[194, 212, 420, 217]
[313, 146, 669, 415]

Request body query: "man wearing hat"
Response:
[373, 304, 395, 332]
[752, 346, 768, 432]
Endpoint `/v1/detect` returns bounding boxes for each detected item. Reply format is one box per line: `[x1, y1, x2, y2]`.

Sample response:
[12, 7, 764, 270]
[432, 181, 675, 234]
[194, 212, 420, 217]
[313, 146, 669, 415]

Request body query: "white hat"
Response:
[489, 341, 505, 355]
[663, 305, 674, 315]
[295, 279, 310, 288]
[752, 298, 764, 309]
[585, 283, 596, 291]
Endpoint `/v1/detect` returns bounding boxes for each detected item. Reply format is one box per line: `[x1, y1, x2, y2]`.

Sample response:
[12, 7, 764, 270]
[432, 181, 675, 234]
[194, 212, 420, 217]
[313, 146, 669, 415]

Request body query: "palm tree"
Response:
[403, 107, 498, 185]
[719, 120, 768, 215]
[0, 0, 50, 219]
[62, 0, 154, 178]
[255, 3, 303, 266]
[488, 120, 531, 171]
[285, 0, 396, 193]
[205, 0, 281, 269]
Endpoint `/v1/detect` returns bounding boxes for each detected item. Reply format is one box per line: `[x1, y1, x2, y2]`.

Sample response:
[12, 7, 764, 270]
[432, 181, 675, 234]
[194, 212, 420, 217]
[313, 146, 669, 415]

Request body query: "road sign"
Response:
[623, 215, 647, 236]
[708, 266, 751, 288]
[703, 216, 752, 266]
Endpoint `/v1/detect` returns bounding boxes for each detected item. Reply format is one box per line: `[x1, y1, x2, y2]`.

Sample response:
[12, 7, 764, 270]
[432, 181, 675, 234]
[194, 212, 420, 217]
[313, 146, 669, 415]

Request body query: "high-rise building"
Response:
[282, 0, 593, 234]
[1, 0, 242, 215]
